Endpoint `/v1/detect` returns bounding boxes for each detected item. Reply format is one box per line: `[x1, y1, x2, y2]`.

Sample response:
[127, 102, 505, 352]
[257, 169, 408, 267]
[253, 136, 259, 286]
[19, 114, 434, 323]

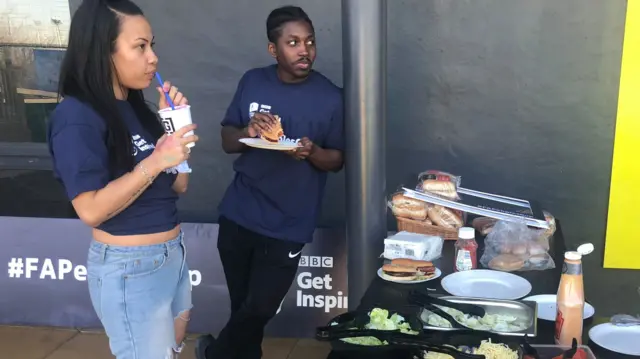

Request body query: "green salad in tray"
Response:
[332, 308, 419, 346]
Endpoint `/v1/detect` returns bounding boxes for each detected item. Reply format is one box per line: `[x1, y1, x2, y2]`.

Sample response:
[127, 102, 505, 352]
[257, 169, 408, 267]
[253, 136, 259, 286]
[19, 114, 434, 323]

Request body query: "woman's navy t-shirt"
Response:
[47, 97, 179, 235]
[218, 65, 345, 243]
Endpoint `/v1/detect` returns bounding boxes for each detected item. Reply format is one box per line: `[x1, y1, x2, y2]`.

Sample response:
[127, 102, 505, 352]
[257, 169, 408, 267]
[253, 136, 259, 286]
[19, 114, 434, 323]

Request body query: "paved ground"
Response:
[0, 326, 331, 359]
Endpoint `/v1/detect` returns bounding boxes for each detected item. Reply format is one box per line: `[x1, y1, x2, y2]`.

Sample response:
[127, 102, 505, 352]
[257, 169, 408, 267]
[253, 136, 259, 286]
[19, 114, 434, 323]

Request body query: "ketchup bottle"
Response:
[454, 227, 478, 272]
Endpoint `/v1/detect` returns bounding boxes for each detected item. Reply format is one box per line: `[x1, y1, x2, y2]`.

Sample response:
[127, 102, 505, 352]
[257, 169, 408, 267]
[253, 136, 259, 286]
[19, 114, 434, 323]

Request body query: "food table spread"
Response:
[323, 222, 634, 359]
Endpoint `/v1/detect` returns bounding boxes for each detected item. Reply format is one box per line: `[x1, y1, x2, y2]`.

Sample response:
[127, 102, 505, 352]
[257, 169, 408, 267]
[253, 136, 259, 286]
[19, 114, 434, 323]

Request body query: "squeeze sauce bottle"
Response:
[555, 243, 593, 346]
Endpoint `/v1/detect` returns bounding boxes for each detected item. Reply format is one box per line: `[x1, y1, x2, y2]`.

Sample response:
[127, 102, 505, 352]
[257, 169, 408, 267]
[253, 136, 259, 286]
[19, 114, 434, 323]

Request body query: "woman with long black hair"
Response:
[47, 0, 198, 358]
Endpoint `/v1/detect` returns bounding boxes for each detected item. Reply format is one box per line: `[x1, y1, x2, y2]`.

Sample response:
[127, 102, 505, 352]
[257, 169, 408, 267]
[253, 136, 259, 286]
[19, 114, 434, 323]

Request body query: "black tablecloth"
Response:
[325, 222, 634, 358]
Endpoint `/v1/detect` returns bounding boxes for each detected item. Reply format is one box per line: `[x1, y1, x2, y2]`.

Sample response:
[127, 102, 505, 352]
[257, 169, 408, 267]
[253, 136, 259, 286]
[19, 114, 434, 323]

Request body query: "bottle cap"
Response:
[577, 243, 594, 256]
[565, 251, 582, 261]
[458, 227, 475, 240]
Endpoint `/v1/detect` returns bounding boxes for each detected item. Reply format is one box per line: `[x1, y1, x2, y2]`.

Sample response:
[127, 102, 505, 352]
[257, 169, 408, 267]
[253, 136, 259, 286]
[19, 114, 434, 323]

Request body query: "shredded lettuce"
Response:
[421, 305, 526, 332]
[340, 307, 418, 346]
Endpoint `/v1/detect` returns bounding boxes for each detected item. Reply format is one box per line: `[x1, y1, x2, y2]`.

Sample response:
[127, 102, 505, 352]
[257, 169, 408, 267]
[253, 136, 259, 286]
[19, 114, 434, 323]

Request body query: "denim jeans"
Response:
[87, 233, 192, 359]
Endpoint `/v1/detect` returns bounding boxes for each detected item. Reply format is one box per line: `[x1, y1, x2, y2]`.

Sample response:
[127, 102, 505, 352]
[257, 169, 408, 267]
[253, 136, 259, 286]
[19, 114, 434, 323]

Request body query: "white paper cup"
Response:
[158, 105, 195, 148]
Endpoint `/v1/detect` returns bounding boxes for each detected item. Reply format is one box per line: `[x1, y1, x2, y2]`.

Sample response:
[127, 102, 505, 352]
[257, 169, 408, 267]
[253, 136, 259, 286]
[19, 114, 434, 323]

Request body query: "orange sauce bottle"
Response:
[555, 250, 585, 346]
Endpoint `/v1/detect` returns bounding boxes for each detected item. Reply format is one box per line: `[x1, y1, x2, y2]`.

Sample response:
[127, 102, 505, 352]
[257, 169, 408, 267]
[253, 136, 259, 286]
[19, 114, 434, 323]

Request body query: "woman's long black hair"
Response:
[58, 0, 164, 174]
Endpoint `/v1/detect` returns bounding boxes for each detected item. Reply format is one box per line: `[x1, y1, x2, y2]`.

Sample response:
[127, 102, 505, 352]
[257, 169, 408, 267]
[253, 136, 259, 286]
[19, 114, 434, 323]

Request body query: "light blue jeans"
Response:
[87, 233, 192, 359]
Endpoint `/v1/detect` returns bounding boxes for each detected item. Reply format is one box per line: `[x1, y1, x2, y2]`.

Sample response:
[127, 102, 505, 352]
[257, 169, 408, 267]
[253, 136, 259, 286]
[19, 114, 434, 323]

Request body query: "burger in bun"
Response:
[390, 258, 436, 276]
[260, 115, 284, 143]
[488, 254, 525, 272]
[381, 264, 420, 281]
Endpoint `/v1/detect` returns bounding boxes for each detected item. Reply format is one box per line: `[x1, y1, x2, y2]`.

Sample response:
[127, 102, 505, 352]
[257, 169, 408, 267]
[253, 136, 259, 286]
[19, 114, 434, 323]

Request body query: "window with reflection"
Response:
[0, 0, 73, 218]
[0, 46, 74, 218]
[0, 47, 62, 143]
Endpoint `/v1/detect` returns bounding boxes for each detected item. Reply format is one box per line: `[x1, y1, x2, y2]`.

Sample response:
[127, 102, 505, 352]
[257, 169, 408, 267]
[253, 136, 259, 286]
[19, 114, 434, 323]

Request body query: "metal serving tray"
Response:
[419, 296, 538, 337]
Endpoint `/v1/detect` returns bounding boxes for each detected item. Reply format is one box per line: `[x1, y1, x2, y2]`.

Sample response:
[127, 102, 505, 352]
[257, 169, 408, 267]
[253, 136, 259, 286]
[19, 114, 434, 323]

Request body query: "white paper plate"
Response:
[377, 267, 442, 284]
[440, 269, 532, 300]
[239, 138, 300, 151]
[589, 323, 640, 356]
[523, 294, 595, 321]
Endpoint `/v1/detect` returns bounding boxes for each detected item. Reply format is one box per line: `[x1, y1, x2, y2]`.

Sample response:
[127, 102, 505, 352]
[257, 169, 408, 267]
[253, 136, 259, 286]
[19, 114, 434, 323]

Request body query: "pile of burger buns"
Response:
[390, 170, 465, 230]
[416, 170, 461, 201]
[381, 258, 436, 281]
[390, 193, 464, 230]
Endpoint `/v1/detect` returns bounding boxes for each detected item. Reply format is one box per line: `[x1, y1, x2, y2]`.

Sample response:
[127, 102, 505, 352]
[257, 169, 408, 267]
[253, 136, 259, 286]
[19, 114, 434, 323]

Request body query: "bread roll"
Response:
[427, 205, 464, 229]
[391, 258, 434, 268]
[499, 243, 513, 254]
[488, 254, 525, 272]
[420, 180, 458, 200]
[528, 242, 547, 256]
[421, 180, 456, 193]
[391, 194, 428, 221]
[512, 243, 528, 255]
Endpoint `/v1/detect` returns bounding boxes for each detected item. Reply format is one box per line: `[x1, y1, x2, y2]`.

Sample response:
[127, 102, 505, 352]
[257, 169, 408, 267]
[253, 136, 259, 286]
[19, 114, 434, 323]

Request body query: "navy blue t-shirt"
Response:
[47, 96, 179, 235]
[218, 65, 344, 243]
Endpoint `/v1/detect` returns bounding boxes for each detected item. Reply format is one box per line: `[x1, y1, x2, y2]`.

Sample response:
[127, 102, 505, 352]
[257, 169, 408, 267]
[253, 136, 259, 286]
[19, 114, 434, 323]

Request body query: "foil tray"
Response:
[419, 296, 538, 337]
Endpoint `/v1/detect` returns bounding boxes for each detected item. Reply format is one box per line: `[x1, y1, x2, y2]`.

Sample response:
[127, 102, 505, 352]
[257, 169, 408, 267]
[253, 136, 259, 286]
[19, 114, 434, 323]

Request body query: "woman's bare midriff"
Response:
[92, 225, 181, 246]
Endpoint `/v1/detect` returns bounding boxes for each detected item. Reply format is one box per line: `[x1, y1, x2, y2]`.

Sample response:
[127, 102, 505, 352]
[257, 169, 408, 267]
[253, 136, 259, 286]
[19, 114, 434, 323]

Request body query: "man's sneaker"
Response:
[195, 334, 215, 359]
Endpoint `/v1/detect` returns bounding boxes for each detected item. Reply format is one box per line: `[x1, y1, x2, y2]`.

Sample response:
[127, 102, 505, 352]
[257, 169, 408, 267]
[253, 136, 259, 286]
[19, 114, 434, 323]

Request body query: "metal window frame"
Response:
[0, 142, 52, 171]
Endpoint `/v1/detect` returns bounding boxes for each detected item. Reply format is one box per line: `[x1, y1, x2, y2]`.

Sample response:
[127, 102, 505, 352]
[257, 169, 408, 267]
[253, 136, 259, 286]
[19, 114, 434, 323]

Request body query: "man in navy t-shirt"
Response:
[196, 6, 344, 359]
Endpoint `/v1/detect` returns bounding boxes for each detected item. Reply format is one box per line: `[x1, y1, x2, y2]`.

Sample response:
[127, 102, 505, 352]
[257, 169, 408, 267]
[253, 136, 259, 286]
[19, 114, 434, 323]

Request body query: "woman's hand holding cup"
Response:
[149, 124, 199, 171]
[156, 80, 196, 149]
[157, 81, 188, 110]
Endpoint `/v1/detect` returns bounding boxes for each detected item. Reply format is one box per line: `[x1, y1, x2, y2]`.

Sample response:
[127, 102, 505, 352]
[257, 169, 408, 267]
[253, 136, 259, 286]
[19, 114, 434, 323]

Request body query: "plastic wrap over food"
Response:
[472, 217, 498, 236]
[480, 220, 555, 272]
[474, 211, 556, 238]
[416, 170, 462, 201]
[382, 231, 444, 262]
[388, 191, 429, 221]
[427, 205, 464, 229]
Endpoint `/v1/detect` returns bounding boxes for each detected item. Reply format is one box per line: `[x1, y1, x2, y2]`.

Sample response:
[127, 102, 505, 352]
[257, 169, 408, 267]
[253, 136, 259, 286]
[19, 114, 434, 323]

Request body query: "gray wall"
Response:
[66, 0, 638, 316]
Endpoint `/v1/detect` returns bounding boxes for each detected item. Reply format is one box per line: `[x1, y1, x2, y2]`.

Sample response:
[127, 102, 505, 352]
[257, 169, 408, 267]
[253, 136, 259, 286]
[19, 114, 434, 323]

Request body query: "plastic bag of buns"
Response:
[480, 220, 556, 272]
[472, 217, 498, 235]
[472, 211, 556, 238]
[416, 170, 461, 200]
[539, 210, 557, 240]
[427, 205, 464, 229]
[388, 192, 429, 221]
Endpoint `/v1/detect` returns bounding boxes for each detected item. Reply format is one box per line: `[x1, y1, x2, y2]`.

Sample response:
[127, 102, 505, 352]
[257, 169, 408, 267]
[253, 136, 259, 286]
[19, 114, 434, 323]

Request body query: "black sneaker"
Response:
[195, 334, 215, 359]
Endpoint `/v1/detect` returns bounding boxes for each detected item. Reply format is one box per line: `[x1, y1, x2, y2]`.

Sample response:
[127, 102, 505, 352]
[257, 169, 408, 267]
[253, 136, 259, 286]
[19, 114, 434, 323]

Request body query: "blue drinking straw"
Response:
[155, 72, 175, 110]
